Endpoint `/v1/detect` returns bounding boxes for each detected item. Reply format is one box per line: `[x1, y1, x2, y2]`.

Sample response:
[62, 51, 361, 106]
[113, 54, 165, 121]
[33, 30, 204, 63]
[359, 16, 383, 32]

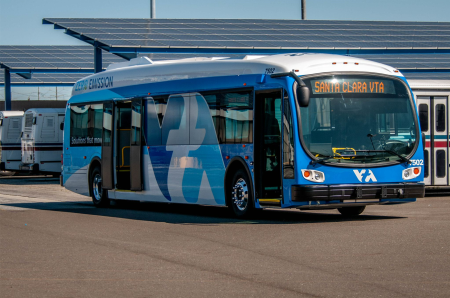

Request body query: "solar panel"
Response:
[0, 72, 88, 85]
[403, 72, 450, 80]
[42, 18, 450, 52]
[0, 46, 127, 71]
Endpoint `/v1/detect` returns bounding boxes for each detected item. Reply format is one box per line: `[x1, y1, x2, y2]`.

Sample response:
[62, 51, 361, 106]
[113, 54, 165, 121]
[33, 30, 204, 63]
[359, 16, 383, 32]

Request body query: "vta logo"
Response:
[353, 169, 377, 182]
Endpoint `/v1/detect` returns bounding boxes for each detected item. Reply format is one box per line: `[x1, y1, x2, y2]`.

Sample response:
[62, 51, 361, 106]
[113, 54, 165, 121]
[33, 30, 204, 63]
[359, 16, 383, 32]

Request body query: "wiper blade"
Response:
[353, 150, 411, 164]
[310, 156, 334, 165]
[310, 154, 377, 165]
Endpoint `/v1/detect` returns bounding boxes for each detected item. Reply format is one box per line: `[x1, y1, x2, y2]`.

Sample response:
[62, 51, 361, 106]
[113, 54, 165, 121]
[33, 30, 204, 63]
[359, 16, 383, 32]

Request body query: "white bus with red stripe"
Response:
[19, 108, 65, 174]
[410, 80, 450, 194]
[0, 111, 24, 172]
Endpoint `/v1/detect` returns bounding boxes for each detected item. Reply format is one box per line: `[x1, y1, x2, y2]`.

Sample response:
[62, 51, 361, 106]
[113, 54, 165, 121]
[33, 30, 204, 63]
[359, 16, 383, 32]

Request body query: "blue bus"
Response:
[62, 54, 425, 217]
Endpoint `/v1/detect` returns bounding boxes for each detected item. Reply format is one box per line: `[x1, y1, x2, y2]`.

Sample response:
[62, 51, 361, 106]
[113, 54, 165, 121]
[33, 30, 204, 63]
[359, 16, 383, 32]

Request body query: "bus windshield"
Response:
[299, 75, 418, 164]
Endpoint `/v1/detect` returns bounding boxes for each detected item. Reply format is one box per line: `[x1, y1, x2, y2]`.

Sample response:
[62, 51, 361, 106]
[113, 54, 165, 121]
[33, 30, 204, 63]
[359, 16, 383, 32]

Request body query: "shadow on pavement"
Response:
[0, 176, 59, 184]
[1, 198, 406, 225]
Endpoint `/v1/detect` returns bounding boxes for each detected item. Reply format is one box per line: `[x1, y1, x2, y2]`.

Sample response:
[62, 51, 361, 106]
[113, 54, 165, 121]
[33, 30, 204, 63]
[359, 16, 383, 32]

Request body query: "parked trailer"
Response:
[20, 108, 65, 175]
[409, 79, 450, 195]
[0, 111, 24, 171]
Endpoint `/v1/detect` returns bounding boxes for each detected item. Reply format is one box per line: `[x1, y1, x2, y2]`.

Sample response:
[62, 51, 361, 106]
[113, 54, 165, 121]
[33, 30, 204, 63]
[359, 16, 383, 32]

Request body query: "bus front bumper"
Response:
[292, 183, 425, 202]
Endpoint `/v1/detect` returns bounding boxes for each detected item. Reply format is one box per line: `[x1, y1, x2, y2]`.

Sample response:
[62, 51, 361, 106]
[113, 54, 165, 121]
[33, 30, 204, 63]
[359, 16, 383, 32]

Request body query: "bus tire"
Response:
[337, 206, 365, 217]
[228, 169, 253, 218]
[90, 166, 109, 208]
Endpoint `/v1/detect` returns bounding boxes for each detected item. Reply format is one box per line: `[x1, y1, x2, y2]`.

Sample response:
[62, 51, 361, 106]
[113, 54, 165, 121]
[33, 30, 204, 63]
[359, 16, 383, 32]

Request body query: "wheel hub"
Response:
[92, 174, 102, 201]
[232, 178, 248, 211]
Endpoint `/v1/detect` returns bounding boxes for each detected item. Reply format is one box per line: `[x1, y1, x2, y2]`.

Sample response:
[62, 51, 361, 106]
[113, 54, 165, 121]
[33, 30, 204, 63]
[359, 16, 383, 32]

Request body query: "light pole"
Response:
[150, 0, 155, 19]
[301, 0, 306, 20]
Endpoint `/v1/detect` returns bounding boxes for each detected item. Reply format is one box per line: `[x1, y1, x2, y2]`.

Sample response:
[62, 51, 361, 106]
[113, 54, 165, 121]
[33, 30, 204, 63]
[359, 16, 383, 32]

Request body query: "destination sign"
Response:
[311, 78, 396, 95]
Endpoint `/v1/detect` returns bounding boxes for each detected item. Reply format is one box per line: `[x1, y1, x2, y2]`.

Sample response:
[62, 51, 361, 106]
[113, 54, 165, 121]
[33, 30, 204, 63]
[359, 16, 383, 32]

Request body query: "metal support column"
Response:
[301, 0, 306, 20]
[4, 68, 11, 111]
[151, 0, 155, 19]
[94, 46, 102, 73]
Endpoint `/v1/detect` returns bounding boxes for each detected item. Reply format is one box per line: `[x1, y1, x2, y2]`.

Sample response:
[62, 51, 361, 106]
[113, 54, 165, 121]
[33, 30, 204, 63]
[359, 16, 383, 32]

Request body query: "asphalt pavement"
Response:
[1, 175, 449, 298]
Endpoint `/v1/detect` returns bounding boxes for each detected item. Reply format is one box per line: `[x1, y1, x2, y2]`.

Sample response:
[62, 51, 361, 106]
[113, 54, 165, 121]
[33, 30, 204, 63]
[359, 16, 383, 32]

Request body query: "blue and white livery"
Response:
[63, 53, 425, 217]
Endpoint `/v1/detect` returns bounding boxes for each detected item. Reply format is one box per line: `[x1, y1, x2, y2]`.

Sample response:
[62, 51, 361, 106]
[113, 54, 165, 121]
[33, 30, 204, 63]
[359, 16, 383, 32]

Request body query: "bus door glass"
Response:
[130, 100, 142, 191]
[417, 97, 431, 185]
[115, 102, 132, 190]
[282, 90, 295, 203]
[255, 89, 283, 201]
[101, 102, 114, 190]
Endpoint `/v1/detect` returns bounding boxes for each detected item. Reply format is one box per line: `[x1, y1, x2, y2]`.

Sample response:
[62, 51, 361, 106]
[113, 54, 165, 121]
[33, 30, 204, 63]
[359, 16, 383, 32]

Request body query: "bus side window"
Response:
[283, 90, 295, 179]
[144, 96, 168, 146]
[435, 104, 445, 132]
[419, 104, 429, 132]
[70, 104, 103, 147]
[200, 89, 253, 144]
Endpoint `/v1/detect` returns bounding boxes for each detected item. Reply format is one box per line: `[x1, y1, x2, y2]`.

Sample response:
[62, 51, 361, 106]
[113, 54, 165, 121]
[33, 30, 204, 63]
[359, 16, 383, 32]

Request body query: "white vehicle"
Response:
[0, 111, 24, 171]
[20, 108, 65, 174]
[409, 79, 450, 193]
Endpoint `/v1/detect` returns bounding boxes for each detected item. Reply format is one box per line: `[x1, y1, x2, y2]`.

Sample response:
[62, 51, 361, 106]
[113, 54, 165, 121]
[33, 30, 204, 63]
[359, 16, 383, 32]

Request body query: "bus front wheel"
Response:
[90, 166, 109, 208]
[337, 206, 365, 217]
[228, 169, 253, 218]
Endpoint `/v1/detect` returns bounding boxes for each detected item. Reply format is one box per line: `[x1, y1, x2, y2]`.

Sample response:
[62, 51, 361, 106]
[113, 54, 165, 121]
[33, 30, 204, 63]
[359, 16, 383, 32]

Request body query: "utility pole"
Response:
[150, 0, 155, 19]
[301, 0, 306, 20]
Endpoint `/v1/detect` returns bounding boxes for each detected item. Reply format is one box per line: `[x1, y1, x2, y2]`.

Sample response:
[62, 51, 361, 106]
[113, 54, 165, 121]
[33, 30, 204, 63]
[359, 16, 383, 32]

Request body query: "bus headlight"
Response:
[302, 169, 325, 183]
[402, 167, 421, 180]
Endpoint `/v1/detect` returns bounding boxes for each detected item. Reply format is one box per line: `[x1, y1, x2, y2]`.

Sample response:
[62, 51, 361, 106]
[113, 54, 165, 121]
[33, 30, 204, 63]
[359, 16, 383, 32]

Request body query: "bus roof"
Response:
[408, 79, 450, 90]
[71, 53, 403, 97]
[24, 108, 66, 115]
[0, 111, 24, 118]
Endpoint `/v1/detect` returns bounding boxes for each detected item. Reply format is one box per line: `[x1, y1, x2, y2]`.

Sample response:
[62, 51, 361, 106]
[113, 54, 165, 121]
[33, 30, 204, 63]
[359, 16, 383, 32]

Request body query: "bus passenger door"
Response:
[130, 100, 142, 191]
[254, 89, 283, 204]
[101, 102, 114, 190]
[433, 97, 448, 185]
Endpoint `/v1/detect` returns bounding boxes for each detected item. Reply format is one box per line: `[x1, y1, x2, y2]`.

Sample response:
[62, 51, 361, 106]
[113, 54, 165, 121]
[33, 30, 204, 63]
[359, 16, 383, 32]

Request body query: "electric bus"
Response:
[62, 53, 425, 217]
[0, 111, 24, 172]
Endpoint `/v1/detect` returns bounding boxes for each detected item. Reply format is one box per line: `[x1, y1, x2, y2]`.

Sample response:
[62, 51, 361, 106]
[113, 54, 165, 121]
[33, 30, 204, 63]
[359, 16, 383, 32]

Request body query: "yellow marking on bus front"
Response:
[332, 147, 356, 159]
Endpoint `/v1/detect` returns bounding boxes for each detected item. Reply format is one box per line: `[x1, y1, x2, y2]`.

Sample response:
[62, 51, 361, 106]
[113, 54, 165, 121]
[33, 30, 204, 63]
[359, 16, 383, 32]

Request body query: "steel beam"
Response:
[94, 46, 102, 73]
[4, 68, 11, 111]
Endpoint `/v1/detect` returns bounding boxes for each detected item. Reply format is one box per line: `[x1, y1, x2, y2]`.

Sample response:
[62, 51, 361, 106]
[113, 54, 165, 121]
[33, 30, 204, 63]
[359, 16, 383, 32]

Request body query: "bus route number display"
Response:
[311, 78, 396, 94]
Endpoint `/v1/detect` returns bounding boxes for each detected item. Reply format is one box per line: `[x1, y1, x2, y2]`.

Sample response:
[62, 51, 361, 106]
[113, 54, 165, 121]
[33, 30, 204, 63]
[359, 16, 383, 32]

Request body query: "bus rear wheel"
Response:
[337, 206, 365, 217]
[228, 169, 253, 218]
[90, 166, 109, 208]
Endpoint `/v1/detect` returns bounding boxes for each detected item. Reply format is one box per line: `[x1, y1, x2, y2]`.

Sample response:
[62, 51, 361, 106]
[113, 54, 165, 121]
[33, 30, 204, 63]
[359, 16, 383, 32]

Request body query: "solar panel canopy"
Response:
[2, 51, 449, 84]
[43, 18, 450, 53]
[0, 72, 87, 85]
[0, 46, 124, 71]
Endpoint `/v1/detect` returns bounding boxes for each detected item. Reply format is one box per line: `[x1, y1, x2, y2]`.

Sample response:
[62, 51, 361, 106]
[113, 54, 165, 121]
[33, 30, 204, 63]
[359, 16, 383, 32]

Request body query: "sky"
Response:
[0, 0, 449, 46]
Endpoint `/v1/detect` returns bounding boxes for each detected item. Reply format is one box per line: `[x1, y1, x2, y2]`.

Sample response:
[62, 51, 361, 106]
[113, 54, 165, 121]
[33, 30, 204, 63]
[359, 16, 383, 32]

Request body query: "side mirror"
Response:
[32, 117, 37, 125]
[0, 119, 3, 126]
[60, 122, 64, 130]
[422, 132, 426, 151]
[297, 85, 310, 107]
